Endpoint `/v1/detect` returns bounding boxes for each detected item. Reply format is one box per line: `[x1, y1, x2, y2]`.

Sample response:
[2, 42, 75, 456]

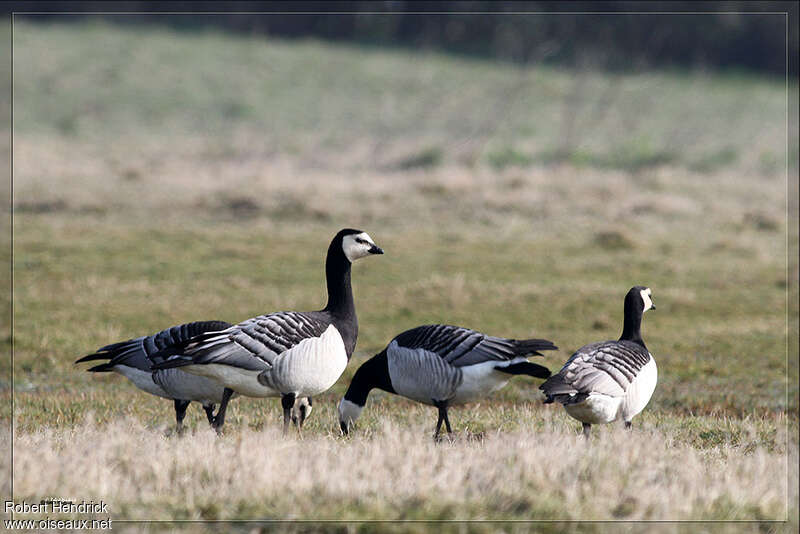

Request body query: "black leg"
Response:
[582, 422, 591, 438]
[174, 399, 190, 433]
[433, 400, 450, 440]
[203, 404, 216, 426]
[624, 421, 632, 430]
[434, 409, 444, 439]
[281, 393, 296, 435]
[212, 388, 235, 434]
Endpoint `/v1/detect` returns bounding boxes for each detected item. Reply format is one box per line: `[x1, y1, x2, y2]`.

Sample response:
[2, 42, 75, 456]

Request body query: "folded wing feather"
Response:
[166, 312, 331, 371]
[542, 340, 651, 400]
[393, 324, 556, 368]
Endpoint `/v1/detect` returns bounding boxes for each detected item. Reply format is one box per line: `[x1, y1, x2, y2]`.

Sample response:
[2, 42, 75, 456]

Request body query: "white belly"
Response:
[113, 365, 170, 399]
[262, 325, 349, 397]
[620, 357, 657, 422]
[564, 394, 622, 424]
[154, 368, 233, 405]
[563, 356, 657, 425]
[449, 359, 520, 404]
[180, 363, 279, 398]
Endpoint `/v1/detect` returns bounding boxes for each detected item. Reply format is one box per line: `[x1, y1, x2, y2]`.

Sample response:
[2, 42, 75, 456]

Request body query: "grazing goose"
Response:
[338, 324, 557, 438]
[539, 286, 657, 438]
[152, 228, 384, 433]
[76, 321, 235, 432]
[78, 320, 315, 433]
[77, 321, 313, 432]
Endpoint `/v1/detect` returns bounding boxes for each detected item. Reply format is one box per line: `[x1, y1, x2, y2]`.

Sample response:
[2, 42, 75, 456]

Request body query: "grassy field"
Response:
[5, 19, 799, 532]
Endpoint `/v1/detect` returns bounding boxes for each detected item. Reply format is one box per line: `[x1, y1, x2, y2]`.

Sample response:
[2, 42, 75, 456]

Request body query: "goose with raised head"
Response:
[338, 324, 556, 439]
[152, 229, 384, 433]
[539, 286, 657, 438]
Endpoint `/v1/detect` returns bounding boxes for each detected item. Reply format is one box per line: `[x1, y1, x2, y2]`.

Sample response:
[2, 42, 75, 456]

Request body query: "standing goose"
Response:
[76, 321, 235, 432]
[77, 321, 314, 433]
[77, 321, 314, 432]
[152, 228, 383, 433]
[338, 324, 557, 438]
[539, 286, 657, 438]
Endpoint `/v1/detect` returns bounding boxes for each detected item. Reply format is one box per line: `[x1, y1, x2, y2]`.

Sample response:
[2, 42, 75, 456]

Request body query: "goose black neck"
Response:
[323, 241, 355, 318]
[619, 296, 646, 348]
[343, 351, 395, 407]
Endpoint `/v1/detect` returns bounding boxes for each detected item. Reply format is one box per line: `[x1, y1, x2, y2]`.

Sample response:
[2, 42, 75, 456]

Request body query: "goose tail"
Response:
[86, 362, 116, 373]
[494, 361, 551, 379]
[75, 352, 111, 364]
[539, 373, 587, 405]
[512, 338, 558, 357]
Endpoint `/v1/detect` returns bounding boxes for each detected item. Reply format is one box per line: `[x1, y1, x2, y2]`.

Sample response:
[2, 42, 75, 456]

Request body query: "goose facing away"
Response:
[539, 286, 657, 438]
[338, 324, 557, 439]
[151, 228, 384, 433]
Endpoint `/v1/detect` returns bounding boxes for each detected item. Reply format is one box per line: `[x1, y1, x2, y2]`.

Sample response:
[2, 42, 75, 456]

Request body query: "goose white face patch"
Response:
[640, 288, 653, 313]
[291, 397, 313, 425]
[342, 232, 379, 262]
[338, 398, 363, 427]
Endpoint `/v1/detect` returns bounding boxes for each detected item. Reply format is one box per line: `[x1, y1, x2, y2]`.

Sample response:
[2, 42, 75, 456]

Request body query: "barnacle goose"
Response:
[540, 286, 657, 438]
[152, 228, 383, 433]
[338, 324, 557, 438]
[76, 321, 235, 432]
[77, 321, 314, 432]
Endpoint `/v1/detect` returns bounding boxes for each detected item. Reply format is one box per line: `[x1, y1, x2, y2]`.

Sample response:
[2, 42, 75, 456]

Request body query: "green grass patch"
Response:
[539, 142, 677, 172]
[689, 146, 740, 173]
[486, 147, 535, 170]
[394, 146, 443, 170]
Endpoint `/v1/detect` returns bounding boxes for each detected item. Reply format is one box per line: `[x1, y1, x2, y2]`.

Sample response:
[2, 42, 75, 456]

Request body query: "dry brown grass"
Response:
[4, 407, 795, 523]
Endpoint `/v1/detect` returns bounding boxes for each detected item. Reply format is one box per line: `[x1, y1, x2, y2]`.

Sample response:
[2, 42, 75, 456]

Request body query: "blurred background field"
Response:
[4, 8, 799, 530]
